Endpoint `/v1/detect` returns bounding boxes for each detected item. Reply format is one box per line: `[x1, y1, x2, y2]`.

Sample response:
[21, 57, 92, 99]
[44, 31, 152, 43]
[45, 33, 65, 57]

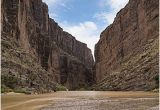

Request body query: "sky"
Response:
[42, 0, 129, 55]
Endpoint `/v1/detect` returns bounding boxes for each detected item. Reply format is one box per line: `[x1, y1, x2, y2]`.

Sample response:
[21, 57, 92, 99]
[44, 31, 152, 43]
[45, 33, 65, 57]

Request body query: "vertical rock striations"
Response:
[1, 0, 94, 92]
[94, 0, 159, 90]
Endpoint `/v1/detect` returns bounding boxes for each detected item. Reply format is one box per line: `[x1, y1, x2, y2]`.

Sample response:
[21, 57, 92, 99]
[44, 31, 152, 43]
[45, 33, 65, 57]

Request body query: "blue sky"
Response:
[42, 0, 129, 55]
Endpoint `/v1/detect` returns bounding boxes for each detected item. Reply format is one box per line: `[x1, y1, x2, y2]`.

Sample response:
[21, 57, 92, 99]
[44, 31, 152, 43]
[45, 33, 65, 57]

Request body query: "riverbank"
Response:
[2, 91, 159, 110]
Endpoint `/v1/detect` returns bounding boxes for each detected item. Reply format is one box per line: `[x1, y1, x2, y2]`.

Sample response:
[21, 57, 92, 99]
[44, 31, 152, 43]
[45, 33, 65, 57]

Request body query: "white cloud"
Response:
[109, 0, 129, 11]
[94, 12, 115, 24]
[49, 13, 58, 19]
[60, 21, 101, 55]
[42, 0, 70, 19]
[43, 0, 129, 56]
[95, 0, 129, 24]
[42, 0, 58, 5]
[42, 0, 69, 9]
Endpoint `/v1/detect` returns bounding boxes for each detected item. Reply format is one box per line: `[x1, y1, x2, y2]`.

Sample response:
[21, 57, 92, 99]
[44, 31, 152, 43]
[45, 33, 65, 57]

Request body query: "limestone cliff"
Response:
[1, 0, 94, 92]
[94, 0, 159, 90]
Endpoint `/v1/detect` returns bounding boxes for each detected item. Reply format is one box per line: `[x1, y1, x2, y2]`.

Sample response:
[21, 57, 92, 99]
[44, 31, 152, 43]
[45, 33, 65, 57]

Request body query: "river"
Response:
[1, 91, 159, 110]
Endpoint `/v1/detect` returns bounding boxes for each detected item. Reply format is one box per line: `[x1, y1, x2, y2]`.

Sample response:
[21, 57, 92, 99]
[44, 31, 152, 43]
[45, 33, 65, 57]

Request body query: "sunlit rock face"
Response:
[1, 0, 94, 91]
[94, 0, 159, 90]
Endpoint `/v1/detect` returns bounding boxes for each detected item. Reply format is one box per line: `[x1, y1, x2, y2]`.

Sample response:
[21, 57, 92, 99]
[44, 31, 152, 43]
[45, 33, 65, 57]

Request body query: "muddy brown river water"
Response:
[1, 91, 159, 110]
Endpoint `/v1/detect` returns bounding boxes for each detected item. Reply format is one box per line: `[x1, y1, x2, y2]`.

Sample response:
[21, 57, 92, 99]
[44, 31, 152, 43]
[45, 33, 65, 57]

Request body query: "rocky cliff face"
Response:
[1, 0, 94, 92]
[95, 0, 159, 90]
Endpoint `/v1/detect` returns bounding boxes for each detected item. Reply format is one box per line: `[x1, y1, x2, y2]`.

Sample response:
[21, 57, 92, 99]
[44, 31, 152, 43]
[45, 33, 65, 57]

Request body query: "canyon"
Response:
[1, 0, 159, 94]
[1, 0, 94, 93]
[1, 0, 159, 110]
[94, 0, 159, 91]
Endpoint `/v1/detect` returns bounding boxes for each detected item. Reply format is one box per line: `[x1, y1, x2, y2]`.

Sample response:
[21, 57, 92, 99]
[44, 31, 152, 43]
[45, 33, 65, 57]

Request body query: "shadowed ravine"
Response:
[2, 91, 159, 110]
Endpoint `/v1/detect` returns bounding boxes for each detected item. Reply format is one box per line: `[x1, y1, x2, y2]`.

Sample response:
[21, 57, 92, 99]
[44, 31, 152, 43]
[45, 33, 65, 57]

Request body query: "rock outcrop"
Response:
[1, 0, 94, 92]
[94, 0, 159, 90]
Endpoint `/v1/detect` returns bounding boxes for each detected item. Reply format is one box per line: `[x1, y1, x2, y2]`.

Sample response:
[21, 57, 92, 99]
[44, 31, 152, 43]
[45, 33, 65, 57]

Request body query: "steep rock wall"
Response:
[94, 0, 159, 90]
[1, 0, 94, 91]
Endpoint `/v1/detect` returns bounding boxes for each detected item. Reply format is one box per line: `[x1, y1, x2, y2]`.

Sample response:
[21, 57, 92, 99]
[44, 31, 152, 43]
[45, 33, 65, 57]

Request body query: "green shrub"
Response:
[1, 85, 13, 93]
[14, 88, 26, 93]
[56, 84, 67, 91]
[1, 75, 19, 89]
[1, 75, 31, 94]
[79, 88, 86, 91]
[13, 88, 32, 94]
[79, 85, 92, 91]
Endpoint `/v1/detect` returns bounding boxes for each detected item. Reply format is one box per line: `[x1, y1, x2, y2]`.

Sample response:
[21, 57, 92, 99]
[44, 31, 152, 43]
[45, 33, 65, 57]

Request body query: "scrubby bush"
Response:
[56, 84, 67, 91]
[1, 85, 13, 93]
[13, 88, 32, 94]
[79, 85, 93, 91]
[1, 75, 31, 94]
[1, 75, 19, 89]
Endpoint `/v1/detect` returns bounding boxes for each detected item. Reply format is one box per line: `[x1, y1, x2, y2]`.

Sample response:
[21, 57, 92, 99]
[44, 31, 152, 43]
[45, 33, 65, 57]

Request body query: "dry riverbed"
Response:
[1, 91, 159, 110]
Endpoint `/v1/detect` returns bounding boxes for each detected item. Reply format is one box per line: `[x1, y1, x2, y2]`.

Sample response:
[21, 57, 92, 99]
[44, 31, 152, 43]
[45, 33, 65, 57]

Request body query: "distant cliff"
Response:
[1, 0, 94, 93]
[94, 0, 159, 90]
